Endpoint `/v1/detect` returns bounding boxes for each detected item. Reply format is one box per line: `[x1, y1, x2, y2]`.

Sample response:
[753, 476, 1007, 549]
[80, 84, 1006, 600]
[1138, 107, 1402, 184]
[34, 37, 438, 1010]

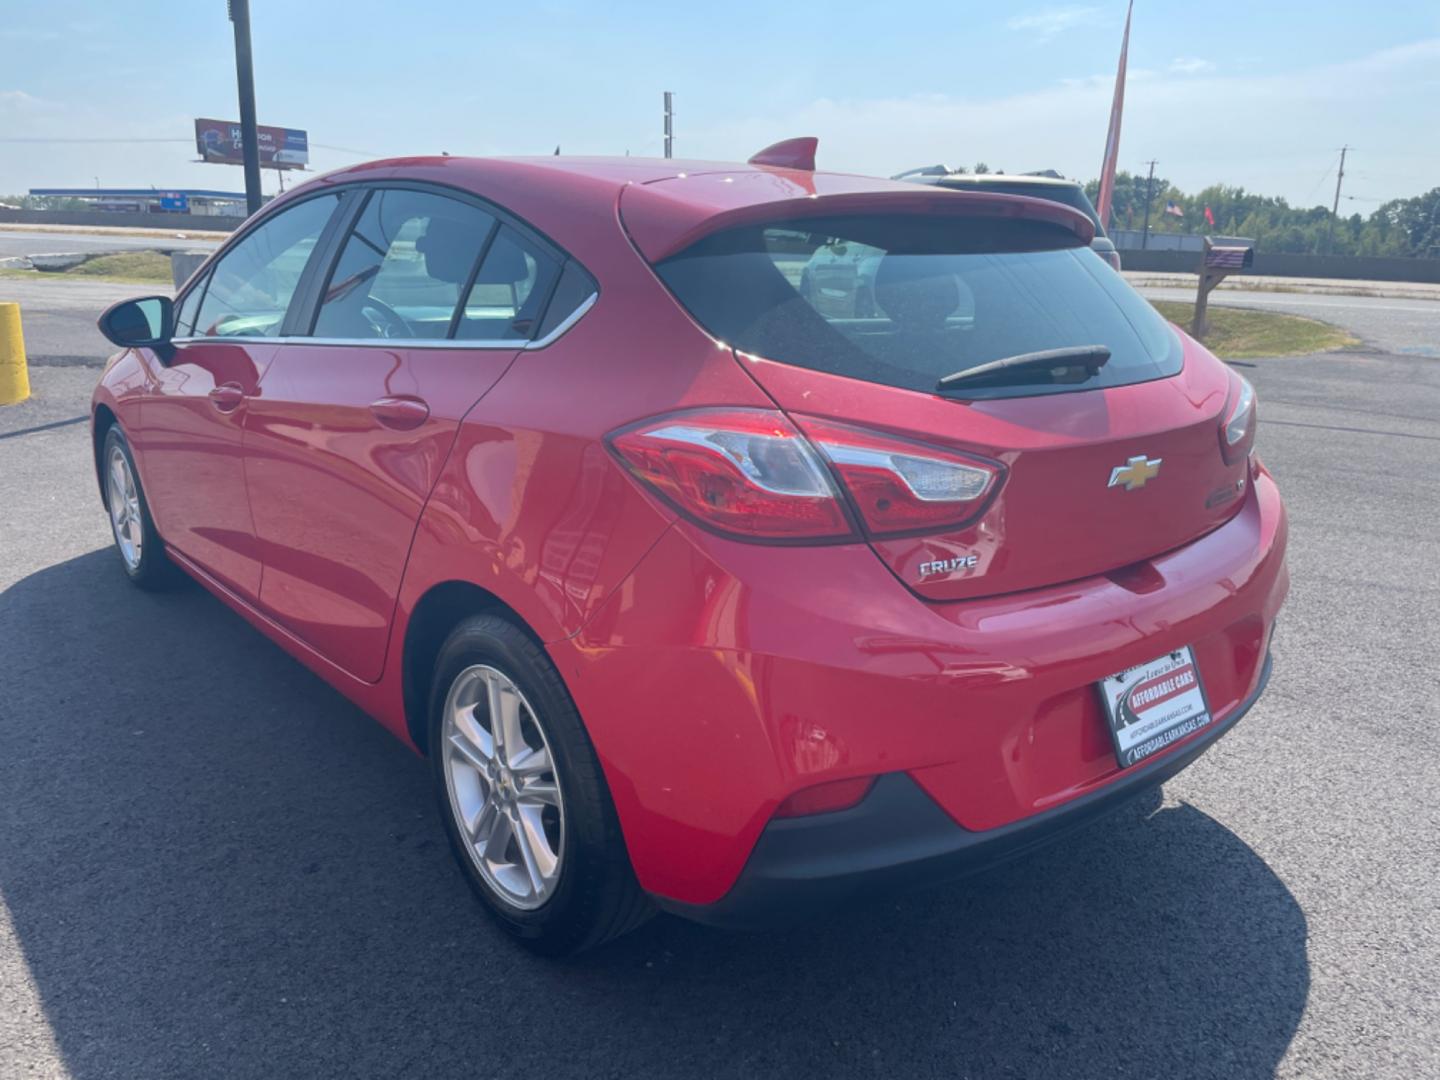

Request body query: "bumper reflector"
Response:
[773, 776, 877, 819]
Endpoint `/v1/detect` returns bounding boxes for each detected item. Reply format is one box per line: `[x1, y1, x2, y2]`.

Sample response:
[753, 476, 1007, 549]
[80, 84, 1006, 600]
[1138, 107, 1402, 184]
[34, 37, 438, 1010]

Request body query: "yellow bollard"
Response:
[0, 302, 31, 405]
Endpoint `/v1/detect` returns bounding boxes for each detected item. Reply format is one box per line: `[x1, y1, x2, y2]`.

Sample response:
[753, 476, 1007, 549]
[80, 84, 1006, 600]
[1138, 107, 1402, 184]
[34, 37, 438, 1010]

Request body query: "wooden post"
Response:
[1192, 237, 1226, 339]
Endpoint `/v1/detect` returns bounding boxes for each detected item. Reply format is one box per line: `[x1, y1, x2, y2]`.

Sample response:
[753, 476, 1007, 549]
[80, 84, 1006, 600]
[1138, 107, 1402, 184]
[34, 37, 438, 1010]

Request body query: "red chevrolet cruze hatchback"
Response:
[92, 144, 1287, 953]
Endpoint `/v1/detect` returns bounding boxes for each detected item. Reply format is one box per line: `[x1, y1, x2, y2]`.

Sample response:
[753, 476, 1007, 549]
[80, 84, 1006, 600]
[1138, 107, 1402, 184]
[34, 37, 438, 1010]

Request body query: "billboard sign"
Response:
[194, 118, 309, 170]
[157, 192, 190, 212]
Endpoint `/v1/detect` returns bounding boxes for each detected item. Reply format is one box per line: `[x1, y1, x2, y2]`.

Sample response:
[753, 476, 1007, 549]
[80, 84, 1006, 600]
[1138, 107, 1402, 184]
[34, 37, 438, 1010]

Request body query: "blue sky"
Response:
[2, 1, 1437, 207]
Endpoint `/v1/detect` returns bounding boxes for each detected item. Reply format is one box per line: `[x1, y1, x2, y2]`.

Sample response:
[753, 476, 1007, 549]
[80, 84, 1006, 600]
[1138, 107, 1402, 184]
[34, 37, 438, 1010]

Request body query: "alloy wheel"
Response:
[107, 445, 143, 571]
[441, 664, 566, 910]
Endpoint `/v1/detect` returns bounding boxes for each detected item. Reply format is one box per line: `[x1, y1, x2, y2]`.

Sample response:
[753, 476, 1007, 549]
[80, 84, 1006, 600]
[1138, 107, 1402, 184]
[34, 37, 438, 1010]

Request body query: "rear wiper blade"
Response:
[936, 345, 1111, 392]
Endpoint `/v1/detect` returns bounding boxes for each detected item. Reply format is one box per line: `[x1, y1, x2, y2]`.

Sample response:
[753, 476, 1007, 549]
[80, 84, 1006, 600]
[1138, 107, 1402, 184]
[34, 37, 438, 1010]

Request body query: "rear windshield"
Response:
[655, 215, 1181, 399]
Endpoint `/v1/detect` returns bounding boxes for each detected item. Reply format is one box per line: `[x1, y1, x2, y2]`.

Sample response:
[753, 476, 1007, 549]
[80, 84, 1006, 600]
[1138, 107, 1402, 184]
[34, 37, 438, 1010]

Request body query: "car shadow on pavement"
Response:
[1, 549, 1309, 1080]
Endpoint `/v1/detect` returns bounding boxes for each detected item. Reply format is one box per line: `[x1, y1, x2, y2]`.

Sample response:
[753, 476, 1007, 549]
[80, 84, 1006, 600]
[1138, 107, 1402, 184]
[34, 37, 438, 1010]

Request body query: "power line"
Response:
[0, 137, 191, 144]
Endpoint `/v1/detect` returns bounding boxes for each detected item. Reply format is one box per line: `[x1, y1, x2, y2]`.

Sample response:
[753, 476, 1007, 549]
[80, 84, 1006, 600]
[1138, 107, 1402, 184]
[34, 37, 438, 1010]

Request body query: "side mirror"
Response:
[98, 296, 174, 350]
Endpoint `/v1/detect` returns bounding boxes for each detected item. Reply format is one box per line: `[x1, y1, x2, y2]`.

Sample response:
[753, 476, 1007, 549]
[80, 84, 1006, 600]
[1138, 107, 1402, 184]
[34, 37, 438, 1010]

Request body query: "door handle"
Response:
[208, 382, 245, 412]
[369, 395, 430, 431]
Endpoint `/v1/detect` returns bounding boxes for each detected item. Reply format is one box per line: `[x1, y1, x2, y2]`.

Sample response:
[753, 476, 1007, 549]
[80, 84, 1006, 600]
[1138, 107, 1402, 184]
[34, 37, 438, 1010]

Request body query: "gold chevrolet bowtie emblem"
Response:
[1108, 455, 1163, 491]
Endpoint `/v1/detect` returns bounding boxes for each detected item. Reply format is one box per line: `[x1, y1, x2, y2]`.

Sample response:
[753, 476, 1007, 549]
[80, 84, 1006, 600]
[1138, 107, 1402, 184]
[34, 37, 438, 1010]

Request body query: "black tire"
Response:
[428, 614, 653, 955]
[101, 425, 181, 590]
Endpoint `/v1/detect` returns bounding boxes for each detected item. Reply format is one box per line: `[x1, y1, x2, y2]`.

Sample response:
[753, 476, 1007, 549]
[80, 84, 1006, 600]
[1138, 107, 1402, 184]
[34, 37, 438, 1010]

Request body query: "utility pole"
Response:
[229, 0, 263, 216]
[663, 91, 674, 159]
[1140, 159, 1157, 250]
[1327, 145, 1349, 254]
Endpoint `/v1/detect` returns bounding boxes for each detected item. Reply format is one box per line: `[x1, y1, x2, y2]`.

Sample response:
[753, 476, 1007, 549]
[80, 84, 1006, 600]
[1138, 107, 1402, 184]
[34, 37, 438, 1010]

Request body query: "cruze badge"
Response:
[1108, 455, 1162, 491]
[919, 554, 978, 578]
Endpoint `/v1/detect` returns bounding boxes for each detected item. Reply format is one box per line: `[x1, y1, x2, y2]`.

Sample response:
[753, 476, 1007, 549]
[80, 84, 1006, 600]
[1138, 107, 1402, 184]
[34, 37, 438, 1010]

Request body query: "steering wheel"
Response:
[360, 296, 414, 340]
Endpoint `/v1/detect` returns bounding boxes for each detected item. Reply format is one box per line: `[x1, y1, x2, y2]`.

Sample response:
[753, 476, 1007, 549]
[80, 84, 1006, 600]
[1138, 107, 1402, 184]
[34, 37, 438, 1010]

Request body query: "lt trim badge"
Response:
[1108, 454, 1162, 491]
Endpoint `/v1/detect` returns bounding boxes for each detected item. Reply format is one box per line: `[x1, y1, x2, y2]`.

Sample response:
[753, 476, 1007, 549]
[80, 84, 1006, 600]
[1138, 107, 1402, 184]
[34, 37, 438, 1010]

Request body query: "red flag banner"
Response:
[1204, 205, 1216, 227]
[1095, 1, 1133, 230]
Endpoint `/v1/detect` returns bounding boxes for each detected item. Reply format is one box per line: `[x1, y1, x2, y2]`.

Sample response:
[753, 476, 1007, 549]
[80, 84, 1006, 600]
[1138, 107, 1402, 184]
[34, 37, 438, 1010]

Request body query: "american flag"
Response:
[1164, 200, 1184, 217]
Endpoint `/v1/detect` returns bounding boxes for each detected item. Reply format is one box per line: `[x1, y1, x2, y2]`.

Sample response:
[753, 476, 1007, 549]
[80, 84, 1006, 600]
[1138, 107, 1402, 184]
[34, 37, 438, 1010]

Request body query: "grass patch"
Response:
[65, 251, 175, 283]
[1150, 300, 1358, 358]
[0, 250, 174, 285]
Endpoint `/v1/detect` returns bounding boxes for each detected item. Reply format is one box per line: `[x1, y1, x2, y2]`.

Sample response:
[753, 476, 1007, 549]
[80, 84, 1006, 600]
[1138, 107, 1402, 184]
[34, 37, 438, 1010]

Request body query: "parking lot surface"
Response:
[1, 285, 1437, 1079]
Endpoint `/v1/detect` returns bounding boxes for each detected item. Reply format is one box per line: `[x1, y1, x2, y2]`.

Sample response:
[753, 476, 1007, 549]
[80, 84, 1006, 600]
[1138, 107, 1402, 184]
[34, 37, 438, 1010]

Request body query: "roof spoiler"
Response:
[747, 137, 818, 171]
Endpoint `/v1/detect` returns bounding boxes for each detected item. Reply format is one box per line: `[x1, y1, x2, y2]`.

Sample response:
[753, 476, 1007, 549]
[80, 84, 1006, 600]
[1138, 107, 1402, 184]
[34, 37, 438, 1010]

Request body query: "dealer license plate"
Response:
[1097, 647, 1214, 769]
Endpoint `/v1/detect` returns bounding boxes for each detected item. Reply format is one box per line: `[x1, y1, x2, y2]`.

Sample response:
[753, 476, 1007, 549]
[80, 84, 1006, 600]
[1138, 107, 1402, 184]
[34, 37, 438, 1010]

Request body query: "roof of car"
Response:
[286, 155, 1096, 262]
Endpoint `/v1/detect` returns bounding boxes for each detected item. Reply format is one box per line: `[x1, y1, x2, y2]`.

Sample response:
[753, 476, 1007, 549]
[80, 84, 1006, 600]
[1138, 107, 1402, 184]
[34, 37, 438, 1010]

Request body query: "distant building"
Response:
[26, 188, 254, 216]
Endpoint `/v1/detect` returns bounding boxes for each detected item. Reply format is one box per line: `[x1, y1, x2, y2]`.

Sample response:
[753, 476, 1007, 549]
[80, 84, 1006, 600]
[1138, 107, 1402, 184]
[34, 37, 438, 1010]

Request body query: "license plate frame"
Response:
[1096, 647, 1215, 769]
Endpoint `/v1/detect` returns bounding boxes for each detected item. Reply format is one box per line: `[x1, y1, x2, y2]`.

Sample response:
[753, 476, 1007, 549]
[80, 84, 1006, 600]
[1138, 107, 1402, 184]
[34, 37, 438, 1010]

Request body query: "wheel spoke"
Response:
[517, 777, 560, 808]
[508, 744, 551, 777]
[512, 806, 549, 896]
[488, 673, 526, 765]
[447, 729, 491, 776]
[479, 802, 514, 863]
[469, 797, 500, 847]
[451, 703, 495, 765]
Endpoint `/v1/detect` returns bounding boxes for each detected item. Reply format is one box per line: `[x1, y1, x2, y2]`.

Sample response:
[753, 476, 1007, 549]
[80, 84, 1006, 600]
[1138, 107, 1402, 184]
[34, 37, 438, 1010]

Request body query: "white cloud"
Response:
[1006, 7, 1100, 41]
[0, 89, 54, 112]
[1169, 57, 1215, 75]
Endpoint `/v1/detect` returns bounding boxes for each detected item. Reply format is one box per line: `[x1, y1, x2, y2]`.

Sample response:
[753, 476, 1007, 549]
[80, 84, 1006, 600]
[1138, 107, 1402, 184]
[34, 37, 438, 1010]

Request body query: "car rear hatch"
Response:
[625, 172, 1253, 601]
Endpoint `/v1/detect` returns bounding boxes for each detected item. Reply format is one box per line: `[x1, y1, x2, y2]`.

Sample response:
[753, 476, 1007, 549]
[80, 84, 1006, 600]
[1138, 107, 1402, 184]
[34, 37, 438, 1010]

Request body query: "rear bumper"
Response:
[558, 463, 1287, 907]
[663, 653, 1271, 929]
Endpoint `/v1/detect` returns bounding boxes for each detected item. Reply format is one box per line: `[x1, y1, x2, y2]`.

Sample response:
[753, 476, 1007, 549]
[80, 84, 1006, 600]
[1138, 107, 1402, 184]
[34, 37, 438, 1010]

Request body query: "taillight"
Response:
[773, 776, 876, 818]
[608, 408, 1005, 543]
[1220, 373, 1256, 464]
[607, 408, 853, 541]
[796, 416, 1004, 537]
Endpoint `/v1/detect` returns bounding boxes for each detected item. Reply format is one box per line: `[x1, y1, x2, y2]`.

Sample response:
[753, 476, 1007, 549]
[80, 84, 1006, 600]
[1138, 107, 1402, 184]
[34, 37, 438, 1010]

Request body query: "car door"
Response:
[242, 184, 565, 682]
[141, 192, 342, 598]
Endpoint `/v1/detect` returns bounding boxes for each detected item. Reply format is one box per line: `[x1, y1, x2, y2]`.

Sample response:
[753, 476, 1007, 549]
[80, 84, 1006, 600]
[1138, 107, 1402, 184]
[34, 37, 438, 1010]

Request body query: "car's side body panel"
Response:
[135, 340, 276, 599]
[244, 342, 520, 682]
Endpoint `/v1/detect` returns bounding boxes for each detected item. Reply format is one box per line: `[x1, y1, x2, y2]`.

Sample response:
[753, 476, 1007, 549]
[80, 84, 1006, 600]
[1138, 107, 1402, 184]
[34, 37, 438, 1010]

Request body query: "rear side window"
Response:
[534, 260, 597, 339]
[312, 189, 496, 340]
[655, 215, 1180, 398]
[454, 226, 562, 342]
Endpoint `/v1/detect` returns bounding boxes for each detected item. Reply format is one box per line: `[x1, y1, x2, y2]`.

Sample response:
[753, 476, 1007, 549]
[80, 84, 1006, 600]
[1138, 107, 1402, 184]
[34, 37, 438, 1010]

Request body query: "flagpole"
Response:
[1095, 1, 1133, 233]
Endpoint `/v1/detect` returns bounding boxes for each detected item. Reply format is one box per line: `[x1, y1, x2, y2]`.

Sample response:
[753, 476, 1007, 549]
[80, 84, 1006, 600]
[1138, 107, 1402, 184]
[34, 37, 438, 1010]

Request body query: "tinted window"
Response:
[312, 189, 496, 340]
[655, 215, 1180, 399]
[173, 270, 207, 337]
[454, 225, 561, 342]
[534, 260, 597, 340]
[193, 194, 339, 337]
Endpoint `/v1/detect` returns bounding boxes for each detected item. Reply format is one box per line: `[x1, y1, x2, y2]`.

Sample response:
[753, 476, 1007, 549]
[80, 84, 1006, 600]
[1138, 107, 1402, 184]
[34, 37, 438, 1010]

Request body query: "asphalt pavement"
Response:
[1, 281, 1437, 1079]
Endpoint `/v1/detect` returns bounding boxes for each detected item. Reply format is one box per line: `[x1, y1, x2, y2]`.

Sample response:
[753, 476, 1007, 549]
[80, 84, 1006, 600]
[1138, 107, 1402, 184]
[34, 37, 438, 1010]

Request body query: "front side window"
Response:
[656, 215, 1180, 398]
[193, 193, 340, 338]
[312, 189, 497, 340]
[173, 270, 208, 337]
